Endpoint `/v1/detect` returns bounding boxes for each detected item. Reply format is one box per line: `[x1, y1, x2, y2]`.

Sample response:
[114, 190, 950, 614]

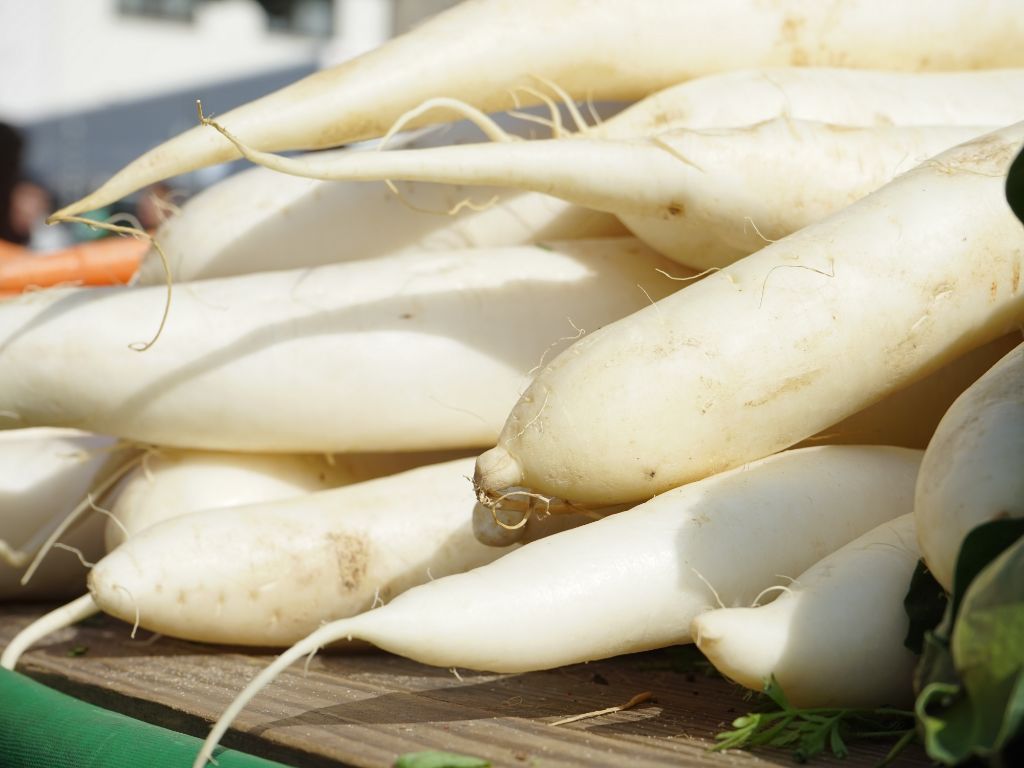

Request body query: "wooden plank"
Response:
[0, 603, 931, 767]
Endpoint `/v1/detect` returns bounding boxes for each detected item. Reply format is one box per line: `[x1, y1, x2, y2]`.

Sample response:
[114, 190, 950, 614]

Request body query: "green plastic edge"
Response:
[0, 667, 294, 768]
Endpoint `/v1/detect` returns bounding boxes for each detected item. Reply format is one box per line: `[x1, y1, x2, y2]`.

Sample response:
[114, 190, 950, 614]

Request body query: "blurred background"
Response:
[0, 0, 458, 249]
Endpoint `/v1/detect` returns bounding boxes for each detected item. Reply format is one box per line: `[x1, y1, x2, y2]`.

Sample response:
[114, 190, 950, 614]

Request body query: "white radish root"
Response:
[203, 115, 990, 269]
[54, 0, 1024, 220]
[915, 340, 1024, 591]
[692, 514, 921, 708]
[475, 124, 1024, 507]
[0, 239, 683, 452]
[189, 445, 921, 768]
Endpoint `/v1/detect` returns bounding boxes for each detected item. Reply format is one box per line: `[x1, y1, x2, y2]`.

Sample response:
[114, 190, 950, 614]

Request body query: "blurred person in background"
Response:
[0, 120, 71, 252]
[0, 120, 24, 247]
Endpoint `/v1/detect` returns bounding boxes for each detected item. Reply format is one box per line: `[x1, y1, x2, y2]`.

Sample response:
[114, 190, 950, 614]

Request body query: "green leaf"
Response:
[917, 681, 974, 764]
[948, 519, 1024, 625]
[903, 559, 948, 654]
[1006, 143, 1024, 226]
[915, 532, 1024, 765]
[393, 751, 491, 768]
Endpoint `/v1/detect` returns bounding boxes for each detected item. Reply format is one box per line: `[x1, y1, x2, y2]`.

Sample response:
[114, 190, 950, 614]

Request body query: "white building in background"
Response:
[0, 0, 457, 202]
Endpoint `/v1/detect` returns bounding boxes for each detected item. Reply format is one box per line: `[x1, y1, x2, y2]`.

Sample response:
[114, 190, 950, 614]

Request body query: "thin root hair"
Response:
[112, 583, 141, 639]
[379, 96, 515, 148]
[20, 451, 145, 586]
[91, 498, 130, 540]
[383, 178, 500, 218]
[302, 645, 320, 676]
[490, 501, 532, 531]
[52, 543, 96, 569]
[528, 319, 586, 376]
[507, 84, 566, 137]
[45, 214, 172, 352]
[651, 135, 707, 173]
[743, 216, 779, 245]
[758, 259, 835, 309]
[510, 390, 550, 441]
[750, 583, 795, 607]
[656, 266, 720, 283]
[690, 566, 726, 610]
[105, 212, 143, 231]
[528, 73, 590, 134]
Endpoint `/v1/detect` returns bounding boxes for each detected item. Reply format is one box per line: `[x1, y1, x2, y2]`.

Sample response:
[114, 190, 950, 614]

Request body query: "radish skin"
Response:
[137, 178, 625, 284]
[135, 118, 627, 284]
[914, 341, 1024, 591]
[476, 124, 1024, 507]
[0, 238, 682, 452]
[140, 67, 1024, 283]
[54, 0, 1024, 220]
[104, 447, 467, 549]
[600, 67, 1024, 138]
[211, 117, 991, 268]
[692, 515, 920, 708]
[189, 445, 921, 767]
[2, 446, 465, 668]
[89, 457, 518, 646]
[0, 429, 120, 599]
[800, 332, 1022, 449]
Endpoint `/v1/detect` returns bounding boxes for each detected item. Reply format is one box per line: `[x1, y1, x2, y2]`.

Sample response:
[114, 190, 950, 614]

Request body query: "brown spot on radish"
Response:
[777, 14, 812, 68]
[1013, 263, 1021, 293]
[400, 312, 414, 319]
[990, 280, 999, 300]
[328, 532, 369, 592]
[940, 132, 1019, 175]
[743, 369, 821, 408]
[666, 202, 685, 218]
[177, 590, 188, 605]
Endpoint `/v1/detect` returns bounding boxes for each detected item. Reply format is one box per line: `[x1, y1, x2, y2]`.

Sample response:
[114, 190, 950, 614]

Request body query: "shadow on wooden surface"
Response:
[1, 603, 932, 768]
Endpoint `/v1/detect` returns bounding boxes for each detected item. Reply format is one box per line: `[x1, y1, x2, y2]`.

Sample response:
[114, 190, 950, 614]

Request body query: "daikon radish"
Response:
[189, 445, 921, 768]
[476, 124, 1024, 507]
[1, 447, 468, 668]
[103, 447, 468, 549]
[693, 515, 920, 708]
[55, 0, 1024, 221]
[915, 341, 1024, 591]
[207, 116, 990, 268]
[800, 332, 1022, 449]
[89, 457, 520, 646]
[0, 238, 682, 452]
[135, 116, 626, 284]
[0, 429, 123, 600]
[599, 67, 1024, 138]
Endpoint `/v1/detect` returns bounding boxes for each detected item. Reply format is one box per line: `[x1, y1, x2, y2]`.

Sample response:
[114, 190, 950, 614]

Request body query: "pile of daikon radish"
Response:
[3, 1, 1024, 766]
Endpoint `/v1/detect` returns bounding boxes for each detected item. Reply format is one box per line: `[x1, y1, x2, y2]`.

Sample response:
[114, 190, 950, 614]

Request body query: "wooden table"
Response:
[1, 604, 932, 768]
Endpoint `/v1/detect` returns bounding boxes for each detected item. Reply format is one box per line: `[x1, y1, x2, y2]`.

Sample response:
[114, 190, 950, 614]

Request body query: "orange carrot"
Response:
[0, 240, 28, 260]
[0, 237, 146, 292]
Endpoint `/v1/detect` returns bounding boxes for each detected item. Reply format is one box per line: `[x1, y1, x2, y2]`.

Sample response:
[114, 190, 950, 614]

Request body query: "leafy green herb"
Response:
[712, 676, 915, 764]
[393, 750, 490, 768]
